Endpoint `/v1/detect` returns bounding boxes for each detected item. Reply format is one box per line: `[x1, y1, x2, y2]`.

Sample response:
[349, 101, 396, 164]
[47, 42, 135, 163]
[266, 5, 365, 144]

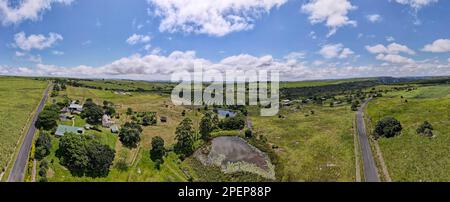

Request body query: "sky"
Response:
[0, 0, 450, 81]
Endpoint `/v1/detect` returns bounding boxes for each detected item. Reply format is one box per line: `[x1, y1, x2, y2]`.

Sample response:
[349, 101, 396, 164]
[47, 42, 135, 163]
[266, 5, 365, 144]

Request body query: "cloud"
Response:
[82, 40, 92, 46]
[391, 0, 438, 10]
[52, 50, 64, 55]
[284, 52, 306, 61]
[2, 50, 450, 81]
[13, 31, 63, 51]
[15, 51, 42, 63]
[0, 0, 74, 25]
[366, 14, 382, 23]
[301, 0, 357, 37]
[126, 34, 151, 45]
[422, 39, 450, 53]
[366, 43, 416, 64]
[148, 0, 286, 37]
[319, 44, 354, 59]
[366, 43, 415, 55]
[386, 36, 395, 42]
[375, 54, 414, 64]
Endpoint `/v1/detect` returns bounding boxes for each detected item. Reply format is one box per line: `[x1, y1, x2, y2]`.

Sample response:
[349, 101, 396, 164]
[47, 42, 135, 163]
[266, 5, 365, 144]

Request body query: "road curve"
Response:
[356, 98, 380, 182]
[7, 84, 51, 182]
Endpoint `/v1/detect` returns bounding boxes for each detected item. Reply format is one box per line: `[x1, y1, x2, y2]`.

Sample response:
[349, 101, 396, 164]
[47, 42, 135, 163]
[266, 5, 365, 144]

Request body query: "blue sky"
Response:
[0, 0, 449, 80]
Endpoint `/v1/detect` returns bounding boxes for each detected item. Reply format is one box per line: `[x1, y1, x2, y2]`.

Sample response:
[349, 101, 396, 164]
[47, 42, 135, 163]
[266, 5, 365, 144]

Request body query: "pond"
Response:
[194, 136, 275, 180]
[217, 109, 236, 118]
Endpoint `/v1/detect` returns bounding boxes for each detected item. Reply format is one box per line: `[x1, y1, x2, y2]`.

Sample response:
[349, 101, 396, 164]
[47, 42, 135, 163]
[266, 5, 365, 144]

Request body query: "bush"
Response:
[150, 136, 165, 169]
[245, 129, 253, 138]
[56, 133, 115, 177]
[35, 131, 52, 160]
[35, 105, 60, 130]
[218, 115, 245, 130]
[374, 117, 403, 138]
[119, 122, 142, 148]
[416, 121, 434, 137]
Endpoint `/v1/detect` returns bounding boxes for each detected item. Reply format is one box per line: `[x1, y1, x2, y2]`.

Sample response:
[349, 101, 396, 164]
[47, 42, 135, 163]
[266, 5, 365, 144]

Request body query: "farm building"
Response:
[110, 125, 119, 133]
[68, 103, 83, 113]
[60, 107, 69, 113]
[55, 125, 84, 136]
[102, 114, 113, 127]
[160, 116, 167, 123]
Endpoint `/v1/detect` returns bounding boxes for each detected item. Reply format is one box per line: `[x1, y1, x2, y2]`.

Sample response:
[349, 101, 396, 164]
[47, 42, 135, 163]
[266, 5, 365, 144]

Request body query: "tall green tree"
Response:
[174, 118, 194, 158]
[199, 112, 213, 141]
[35, 131, 52, 160]
[150, 136, 165, 169]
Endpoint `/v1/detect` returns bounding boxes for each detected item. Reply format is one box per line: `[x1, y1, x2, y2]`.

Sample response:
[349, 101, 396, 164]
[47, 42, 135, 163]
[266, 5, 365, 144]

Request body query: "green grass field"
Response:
[280, 77, 376, 88]
[0, 77, 46, 176]
[367, 84, 450, 181]
[250, 104, 356, 181]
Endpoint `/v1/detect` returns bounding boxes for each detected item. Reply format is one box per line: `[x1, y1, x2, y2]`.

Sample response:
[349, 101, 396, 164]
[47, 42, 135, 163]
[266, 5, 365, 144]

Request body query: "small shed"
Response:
[160, 116, 167, 123]
[110, 125, 119, 133]
[102, 114, 113, 127]
[55, 125, 84, 136]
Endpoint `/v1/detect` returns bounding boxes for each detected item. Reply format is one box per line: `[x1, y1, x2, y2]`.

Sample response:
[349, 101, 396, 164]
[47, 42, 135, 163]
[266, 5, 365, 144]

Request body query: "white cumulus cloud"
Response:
[391, 0, 438, 10]
[0, 0, 74, 25]
[319, 43, 354, 59]
[301, 0, 357, 37]
[366, 14, 382, 23]
[366, 43, 415, 55]
[126, 34, 151, 45]
[422, 39, 450, 53]
[376, 54, 414, 64]
[148, 0, 287, 37]
[13, 31, 63, 51]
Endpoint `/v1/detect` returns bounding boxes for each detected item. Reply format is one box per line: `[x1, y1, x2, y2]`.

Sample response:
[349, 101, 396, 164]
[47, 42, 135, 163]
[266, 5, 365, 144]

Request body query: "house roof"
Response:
[69, 103, 83, 109]
[110, 124, 119, 132]
[55, 125, 84, 136]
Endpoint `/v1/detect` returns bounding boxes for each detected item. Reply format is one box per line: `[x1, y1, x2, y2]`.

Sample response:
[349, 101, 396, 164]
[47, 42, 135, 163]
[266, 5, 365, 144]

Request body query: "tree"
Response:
[81, 100, 104, 125]
[174, 118, 194, 158]
[56, 133, 115, 177]
[119, 122, 142, 148]
[218, 115, 245, 130]
[245, 129, 253, 138]
[35, 131, 52, 160]
[212, 114, 219, 129]
[374, 117, 403, 138]
[351, 101, 359, 111]
[150, 136, 165, 169]
[126, 107, 133, 115]
[56, 133, 89, 175]
[142, 114, 157, 126]
[85, 141, 115, 177]
[35, 108, 59, 130]
[417, 121, 434, 137]
[199, 112, 213, 141]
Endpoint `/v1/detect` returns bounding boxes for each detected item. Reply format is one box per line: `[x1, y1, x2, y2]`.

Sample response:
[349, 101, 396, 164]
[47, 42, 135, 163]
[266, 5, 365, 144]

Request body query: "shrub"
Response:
[416, 121, 434, 137]
[374, 117, 403, 138]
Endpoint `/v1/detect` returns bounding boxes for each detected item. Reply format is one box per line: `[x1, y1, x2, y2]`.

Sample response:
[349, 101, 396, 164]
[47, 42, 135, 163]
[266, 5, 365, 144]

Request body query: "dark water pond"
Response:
[210, 136, 269, 170]
[217, 109, 236, 118]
